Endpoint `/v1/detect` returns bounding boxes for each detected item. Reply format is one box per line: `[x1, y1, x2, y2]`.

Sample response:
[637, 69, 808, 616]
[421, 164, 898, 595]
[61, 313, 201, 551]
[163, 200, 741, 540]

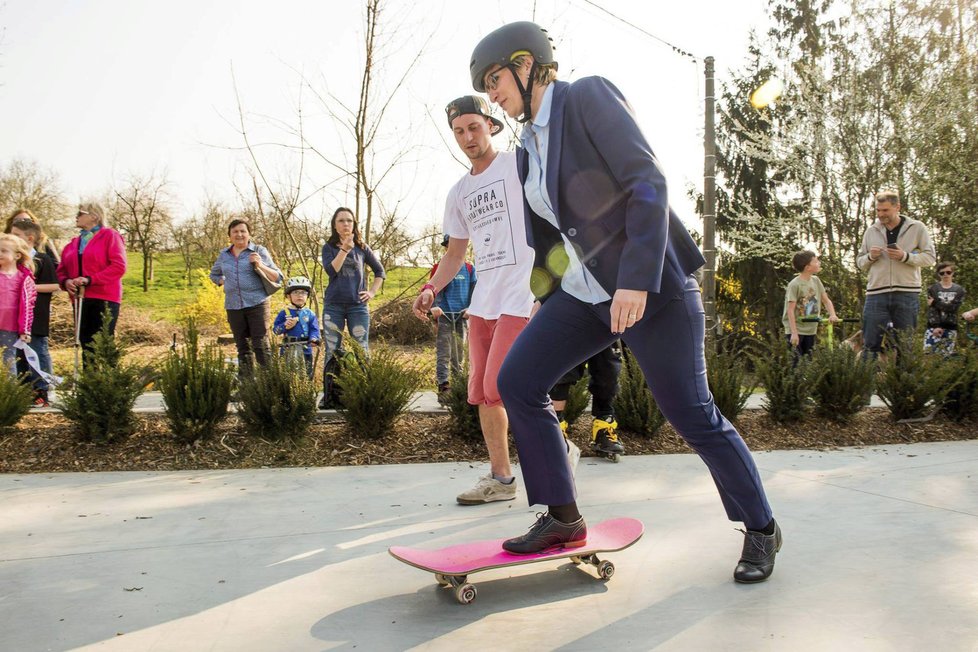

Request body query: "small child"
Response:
[782, 250, 839, 356]
[272, 276, 321, 378]
[10, 218, 59, 406]
[0, 233, 37, 377]
[428, 235, 476, 402]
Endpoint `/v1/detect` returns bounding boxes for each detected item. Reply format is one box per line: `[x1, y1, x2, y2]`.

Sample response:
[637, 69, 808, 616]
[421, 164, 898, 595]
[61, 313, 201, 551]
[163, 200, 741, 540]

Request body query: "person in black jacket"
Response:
[9, 217, 59, 406]
[924, 262, 966, 355]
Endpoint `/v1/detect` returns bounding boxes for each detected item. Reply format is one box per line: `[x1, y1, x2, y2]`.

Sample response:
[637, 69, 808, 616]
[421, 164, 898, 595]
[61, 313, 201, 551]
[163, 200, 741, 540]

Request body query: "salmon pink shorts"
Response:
[467, 314, 528, 407]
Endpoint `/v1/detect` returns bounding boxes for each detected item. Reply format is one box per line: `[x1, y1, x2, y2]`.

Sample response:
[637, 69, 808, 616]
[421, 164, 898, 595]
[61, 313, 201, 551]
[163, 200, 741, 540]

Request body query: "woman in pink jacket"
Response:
[56, 201, 128, 352]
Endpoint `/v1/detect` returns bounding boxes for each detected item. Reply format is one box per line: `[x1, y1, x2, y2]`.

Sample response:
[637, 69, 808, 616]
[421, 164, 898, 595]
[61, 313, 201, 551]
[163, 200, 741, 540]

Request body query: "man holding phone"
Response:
[856, 190, 936, 357]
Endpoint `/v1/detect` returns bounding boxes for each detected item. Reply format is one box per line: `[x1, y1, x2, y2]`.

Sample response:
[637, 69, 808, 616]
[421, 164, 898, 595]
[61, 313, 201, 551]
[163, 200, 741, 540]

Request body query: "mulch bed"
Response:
[1, 409, 975, 474]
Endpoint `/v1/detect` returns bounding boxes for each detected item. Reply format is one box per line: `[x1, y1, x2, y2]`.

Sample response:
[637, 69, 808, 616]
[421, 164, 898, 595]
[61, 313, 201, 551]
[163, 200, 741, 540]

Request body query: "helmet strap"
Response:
[509, 61, 537, 124]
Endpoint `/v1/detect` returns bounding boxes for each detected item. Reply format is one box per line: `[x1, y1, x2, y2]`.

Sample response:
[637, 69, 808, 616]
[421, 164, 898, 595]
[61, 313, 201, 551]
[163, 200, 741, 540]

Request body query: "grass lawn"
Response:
[124, 252, 429, 324]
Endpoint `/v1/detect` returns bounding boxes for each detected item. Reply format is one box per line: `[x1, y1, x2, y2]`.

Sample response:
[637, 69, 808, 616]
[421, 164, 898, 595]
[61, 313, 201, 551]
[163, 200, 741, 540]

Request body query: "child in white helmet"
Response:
[273, 276, 321, 378]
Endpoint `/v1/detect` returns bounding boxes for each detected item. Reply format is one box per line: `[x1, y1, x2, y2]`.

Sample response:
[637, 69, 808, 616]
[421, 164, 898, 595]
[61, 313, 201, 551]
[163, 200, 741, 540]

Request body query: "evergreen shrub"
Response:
[236, 351, 318, 440]
[59, 314, 146, 443]
[807, 344, 875, 422]
[337, 342, 426, 437]
[877, 336, 955, 421]
[707, 348, 754, 421]
[942, 347, 978, 422]
[613, 347, 664, 437]
[755, 337, 809, 424]
[562, 373, 591, 427]
[159, 320, 235, 442]
[0, 367, 33, 433]
[444, 356, 481, 440]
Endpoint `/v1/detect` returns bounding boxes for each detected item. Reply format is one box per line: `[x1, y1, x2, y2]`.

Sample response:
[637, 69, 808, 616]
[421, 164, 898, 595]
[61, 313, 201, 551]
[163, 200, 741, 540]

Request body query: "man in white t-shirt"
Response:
[413, 95, 554, 505]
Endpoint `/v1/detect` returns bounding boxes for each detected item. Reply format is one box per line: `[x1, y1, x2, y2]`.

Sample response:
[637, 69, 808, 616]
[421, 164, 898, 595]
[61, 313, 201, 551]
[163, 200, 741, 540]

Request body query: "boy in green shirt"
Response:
[782, 251, 839, 356]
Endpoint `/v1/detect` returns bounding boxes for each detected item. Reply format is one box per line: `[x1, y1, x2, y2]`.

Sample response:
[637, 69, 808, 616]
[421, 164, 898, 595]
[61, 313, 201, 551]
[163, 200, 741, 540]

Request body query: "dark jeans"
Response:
[862, 292, 920, 355]
[16, 335, 52, 392]
[435, 313, 467, 386]
[787, 334, 816, 359]
[497, 278, 773, 530]
[76, 298, 120, 352]
[227, 303, 270, 375]
[550, 341, 622, 417]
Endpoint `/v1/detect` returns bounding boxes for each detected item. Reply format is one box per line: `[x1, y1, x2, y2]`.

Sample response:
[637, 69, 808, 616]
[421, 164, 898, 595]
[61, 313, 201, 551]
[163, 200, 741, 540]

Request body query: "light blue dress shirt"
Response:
[520, 85, 611, 304]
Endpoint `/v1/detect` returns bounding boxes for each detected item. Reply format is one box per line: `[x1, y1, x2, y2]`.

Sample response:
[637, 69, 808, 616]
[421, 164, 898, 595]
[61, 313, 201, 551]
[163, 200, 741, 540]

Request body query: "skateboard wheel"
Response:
[598, 560, 615, 580]
[434, 573, 451, 587]
[456, 583, 477, 605]
[609, 454, 620, 463]
[570, 556, 582, 565]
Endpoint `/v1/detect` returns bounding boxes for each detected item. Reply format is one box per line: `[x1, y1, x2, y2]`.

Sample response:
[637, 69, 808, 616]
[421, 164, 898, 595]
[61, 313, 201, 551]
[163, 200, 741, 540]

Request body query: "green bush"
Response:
[236, 351, 318, 440]
[444, 357, 482, 440]
[807, 344, 875, 422]
[755, 337, 809, 424]
[159, 320, 235, 442]
[707, 349, 754, 421]
[562, 373, 591, 427]
[877, 336, 955, 421]
[59, 315, 146, 443]
[942, 347, 978, 422]
[0, 367, 33, 433]
[613, 347, 665, 437]
[337, 342, 426, 437]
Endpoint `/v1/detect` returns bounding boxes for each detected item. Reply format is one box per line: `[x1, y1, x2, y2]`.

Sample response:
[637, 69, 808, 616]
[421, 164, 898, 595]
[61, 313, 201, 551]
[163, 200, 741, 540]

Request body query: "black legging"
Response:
[549, 341, 622, 417]
[77, 298, 120, 351]
[226, 302, 271, 375]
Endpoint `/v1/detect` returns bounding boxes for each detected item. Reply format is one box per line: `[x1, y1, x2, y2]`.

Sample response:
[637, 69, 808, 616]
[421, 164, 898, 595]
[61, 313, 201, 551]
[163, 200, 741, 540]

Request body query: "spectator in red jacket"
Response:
[56, 200, 128, 352]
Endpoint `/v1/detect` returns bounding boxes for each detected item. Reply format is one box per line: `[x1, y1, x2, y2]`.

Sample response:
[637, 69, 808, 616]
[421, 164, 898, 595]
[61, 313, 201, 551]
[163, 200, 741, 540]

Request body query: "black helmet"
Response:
[470, 21, 556, 93]
[445, 95, 504, 136]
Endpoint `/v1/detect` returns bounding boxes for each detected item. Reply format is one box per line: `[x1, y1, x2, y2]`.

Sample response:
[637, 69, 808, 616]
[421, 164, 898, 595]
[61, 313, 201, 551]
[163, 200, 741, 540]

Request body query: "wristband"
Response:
[421, 283, 437, 296]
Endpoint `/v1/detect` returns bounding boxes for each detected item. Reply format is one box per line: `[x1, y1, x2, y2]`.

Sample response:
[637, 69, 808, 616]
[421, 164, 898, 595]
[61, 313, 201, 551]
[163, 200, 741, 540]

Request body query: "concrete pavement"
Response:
[2, 440, 977, 651]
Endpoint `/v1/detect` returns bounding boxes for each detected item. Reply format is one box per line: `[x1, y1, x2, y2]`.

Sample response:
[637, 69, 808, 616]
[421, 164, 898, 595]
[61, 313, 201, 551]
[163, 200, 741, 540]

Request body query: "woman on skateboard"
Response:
[469, 21, 782, 583]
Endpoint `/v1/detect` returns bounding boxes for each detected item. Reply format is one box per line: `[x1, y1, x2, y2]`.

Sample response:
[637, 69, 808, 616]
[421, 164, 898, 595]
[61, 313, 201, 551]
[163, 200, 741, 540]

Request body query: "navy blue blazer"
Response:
[517, 77, 705, 316]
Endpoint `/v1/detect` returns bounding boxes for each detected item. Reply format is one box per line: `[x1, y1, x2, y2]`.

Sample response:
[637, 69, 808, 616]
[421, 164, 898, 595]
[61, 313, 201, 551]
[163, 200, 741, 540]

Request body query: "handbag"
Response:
[252, 246, 282, 296]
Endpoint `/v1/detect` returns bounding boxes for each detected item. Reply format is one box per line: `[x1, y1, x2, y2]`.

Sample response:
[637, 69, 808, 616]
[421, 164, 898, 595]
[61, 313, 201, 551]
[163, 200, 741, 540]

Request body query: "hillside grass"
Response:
[124, 252, 430, 323]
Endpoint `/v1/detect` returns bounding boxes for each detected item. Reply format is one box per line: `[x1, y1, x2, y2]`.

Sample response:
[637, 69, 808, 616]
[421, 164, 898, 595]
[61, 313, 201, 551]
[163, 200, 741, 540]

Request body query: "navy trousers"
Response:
[497, 277, 773, 529]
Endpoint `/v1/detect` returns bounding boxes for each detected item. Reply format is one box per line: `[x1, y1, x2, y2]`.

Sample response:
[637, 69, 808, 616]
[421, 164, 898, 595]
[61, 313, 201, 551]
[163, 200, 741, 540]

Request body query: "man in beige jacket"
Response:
[856, 190, 935, 356]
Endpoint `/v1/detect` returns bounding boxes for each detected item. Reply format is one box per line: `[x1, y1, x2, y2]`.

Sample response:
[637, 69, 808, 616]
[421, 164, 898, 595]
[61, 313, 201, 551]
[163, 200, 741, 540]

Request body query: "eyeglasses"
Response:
[484, 66, 507, 92]
[939, 270, 954, 276]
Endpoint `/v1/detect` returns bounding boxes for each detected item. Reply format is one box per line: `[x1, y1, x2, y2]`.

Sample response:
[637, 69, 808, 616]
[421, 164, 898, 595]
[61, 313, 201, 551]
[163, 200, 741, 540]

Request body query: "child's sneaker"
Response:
[32, 392, 49, 409]
[437, 382, 451, 406]
[456, 474, 517, 505]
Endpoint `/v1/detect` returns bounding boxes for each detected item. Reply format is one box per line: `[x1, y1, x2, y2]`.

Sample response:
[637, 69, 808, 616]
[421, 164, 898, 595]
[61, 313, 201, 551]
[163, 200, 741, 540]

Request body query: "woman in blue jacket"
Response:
[320, 207, 385, 368]
[470, 22, 780, 583]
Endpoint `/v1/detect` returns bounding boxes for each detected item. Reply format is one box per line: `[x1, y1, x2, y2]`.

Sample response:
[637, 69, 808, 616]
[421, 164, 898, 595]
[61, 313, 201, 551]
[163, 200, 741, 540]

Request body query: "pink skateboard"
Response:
[388, 517, 644, 604]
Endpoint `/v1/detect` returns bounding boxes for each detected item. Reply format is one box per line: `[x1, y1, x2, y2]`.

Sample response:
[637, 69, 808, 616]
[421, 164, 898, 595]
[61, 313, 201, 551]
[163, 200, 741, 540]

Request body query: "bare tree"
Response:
[0, 158, 72, 240]
[113, 173, 172, 292]
[171, 198, 232, 284]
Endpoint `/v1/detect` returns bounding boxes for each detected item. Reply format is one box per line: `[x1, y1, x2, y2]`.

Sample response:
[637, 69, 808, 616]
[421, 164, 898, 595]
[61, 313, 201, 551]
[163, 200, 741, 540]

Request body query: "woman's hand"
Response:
[358, 289, 375, 303]
[249, 253, 262, 267]
[610, 289, 647, 334]
[19, 333, 30, 343]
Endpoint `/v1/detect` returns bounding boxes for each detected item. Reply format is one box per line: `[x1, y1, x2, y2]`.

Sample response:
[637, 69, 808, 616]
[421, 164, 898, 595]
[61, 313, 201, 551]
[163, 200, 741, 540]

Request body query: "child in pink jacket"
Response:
[0, 233, 37, 376]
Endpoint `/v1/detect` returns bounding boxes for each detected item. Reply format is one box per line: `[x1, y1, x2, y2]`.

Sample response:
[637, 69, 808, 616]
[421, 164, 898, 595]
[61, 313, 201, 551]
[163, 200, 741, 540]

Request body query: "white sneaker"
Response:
[456, 474, 517, 505]
[566, 439, 581, 477]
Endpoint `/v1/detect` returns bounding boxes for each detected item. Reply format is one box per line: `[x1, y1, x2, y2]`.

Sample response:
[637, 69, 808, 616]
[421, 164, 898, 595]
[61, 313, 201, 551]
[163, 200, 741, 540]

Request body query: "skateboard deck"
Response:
[389, 517, 644, 604]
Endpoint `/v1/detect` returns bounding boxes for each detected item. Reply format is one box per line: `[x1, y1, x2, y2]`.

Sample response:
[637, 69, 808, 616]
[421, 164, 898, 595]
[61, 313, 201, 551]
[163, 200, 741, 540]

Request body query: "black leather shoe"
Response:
[734, 520, 782, 583]
[502, 513, 587, 554]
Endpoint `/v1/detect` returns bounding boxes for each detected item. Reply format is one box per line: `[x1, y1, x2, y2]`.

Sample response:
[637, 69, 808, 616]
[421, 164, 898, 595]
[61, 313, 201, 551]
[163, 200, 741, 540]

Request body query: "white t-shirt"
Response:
[443, 151, 535, 319]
